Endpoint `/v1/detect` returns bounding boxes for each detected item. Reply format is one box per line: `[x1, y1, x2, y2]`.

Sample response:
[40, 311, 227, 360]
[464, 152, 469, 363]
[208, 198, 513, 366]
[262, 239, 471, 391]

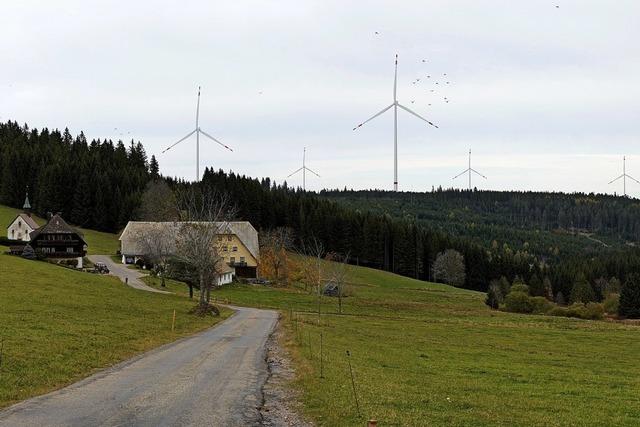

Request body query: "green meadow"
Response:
[0, 251, 230, 409]
[212, 264, 640, 426]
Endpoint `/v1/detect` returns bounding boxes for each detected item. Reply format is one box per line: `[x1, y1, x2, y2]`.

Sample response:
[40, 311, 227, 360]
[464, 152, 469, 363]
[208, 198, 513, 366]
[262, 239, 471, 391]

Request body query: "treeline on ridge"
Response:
[3, 120, 640, 299]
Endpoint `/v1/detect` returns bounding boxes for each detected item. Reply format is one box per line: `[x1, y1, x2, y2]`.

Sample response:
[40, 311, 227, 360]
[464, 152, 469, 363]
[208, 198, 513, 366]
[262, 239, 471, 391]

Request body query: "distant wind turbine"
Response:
[453, 149, 487, 190]
[287, 147, 320, 191]
[162, 86, 233, 181]
[608, 156, 639, 197]
[353, 54, 438, 192]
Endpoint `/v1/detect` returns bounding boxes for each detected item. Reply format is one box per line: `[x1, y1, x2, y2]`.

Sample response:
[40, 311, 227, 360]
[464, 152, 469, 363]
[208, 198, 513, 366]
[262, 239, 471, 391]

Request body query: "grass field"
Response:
[211, 264, 640, 426]
[0, 251, 231, 409]
[0, 204, 120, 255]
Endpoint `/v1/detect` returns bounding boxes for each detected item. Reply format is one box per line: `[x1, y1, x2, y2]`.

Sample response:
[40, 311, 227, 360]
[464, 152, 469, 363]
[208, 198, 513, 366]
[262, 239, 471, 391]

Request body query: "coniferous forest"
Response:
[3, 120, 640, 299]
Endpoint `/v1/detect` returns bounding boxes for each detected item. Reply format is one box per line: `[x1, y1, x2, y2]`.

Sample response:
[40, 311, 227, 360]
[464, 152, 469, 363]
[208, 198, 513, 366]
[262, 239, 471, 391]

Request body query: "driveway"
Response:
[0, 306, 279, 426]
[88, 254, 168, 293]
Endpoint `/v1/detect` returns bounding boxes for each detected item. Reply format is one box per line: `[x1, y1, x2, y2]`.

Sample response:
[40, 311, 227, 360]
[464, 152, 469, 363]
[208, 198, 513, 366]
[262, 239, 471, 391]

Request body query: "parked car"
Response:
[94, 262, 110, 274]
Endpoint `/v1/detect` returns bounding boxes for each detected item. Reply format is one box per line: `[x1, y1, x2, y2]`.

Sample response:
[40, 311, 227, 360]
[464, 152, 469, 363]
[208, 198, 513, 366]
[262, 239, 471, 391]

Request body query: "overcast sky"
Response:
[1, 1, 639, 195]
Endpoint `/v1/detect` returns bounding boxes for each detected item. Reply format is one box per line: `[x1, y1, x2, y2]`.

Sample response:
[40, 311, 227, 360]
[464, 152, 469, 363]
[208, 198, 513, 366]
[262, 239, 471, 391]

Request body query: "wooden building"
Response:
[29, 213, 87, 267]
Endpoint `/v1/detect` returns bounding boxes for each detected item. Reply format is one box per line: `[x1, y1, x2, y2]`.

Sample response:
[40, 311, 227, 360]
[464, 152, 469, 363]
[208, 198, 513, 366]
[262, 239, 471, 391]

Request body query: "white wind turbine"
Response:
[162, 86, 233, 181]
[608, 156, 639, 197]
[453, 149, 487, 190]
[353, 54, 438, 192]
[287, 147, 320, 191]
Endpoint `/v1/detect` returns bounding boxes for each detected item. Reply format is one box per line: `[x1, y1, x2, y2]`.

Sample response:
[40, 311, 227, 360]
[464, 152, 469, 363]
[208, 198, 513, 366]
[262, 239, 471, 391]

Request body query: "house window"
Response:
[232, 246, 238, 252]
[230, 257, 236, 264]
[227, 235, 232, 241]
[18, 221, 22, 228]
[11, 230, 14, 239]
[67, 247, 74, 253]
[240, 256, 245, 263]
[222, 245, 228, 252]
[218, 235, 223, 241]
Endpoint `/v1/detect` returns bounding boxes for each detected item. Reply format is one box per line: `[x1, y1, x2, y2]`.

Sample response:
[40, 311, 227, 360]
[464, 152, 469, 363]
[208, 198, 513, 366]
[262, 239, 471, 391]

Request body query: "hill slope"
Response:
[0, 249, 229, 408]
[213, 263, 640, 426]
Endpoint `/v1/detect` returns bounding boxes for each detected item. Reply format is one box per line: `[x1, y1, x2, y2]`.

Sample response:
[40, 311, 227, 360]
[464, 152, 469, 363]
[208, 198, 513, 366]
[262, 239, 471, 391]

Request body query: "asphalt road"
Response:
[88, 254, 167, 293]
[0, 307, 279, 427]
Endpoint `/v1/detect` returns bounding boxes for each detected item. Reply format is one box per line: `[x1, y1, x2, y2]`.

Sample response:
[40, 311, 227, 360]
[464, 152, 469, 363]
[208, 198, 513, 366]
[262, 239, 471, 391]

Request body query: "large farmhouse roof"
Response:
[30, 214, 86, 244]
[7, 213, 39, 230]
[119, 221, 259, 260]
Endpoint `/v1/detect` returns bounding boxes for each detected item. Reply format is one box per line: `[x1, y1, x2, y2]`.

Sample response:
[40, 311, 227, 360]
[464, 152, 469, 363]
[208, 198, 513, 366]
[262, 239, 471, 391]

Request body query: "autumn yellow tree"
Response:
[258, 227, 294, 285]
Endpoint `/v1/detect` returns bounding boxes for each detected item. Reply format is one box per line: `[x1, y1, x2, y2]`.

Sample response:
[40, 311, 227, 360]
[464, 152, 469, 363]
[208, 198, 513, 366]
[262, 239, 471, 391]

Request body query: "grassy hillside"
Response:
[212, 263, 640, 426]
[0, 250, 230, 408]
[0, 204, 119, 255]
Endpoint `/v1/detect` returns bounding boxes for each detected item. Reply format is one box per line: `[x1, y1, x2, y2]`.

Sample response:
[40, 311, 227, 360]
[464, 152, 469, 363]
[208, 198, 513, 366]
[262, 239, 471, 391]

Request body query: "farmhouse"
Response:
[29, 213, 88, 268]
[6, 194, 39, 242]
[119, 221, 260, 279]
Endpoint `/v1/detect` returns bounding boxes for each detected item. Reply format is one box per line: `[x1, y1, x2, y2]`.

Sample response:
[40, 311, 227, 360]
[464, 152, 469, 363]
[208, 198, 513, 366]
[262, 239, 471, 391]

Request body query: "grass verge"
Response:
[210, 264, 640, 426]
[0, 252, 230, 409]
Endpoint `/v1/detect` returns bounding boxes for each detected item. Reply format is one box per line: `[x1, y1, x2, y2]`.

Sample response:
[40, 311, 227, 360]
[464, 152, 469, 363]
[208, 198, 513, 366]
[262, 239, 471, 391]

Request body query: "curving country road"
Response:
[88, 254, 168, 293]
[0, 306, 279, 427]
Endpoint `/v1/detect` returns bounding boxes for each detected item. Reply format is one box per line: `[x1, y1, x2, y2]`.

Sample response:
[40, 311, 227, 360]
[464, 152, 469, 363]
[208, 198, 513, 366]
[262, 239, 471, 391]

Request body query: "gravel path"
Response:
[0, 306, 279, 426]
[88, 254, 168, 293]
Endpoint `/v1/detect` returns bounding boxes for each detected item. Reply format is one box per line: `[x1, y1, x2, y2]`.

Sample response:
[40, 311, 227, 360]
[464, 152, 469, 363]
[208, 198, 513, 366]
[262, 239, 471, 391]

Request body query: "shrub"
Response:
[485, 283, 503, 309]
[547, 303, 603, 320]
[498, 276, 511, 296]
[584, 303, 604, 320]
[619, 274, 640, 318]
[547, 306, 569, 317]
[510, 283, 530, 295]
[603, 293, 620, 314]
[504, 290, 533, 313]
[566, 303, 587, 319]
[570, 277, 597, 304]
[530, 296, 553, 314]
[432, 249, 465, 287]
[528, 274, 544, 297]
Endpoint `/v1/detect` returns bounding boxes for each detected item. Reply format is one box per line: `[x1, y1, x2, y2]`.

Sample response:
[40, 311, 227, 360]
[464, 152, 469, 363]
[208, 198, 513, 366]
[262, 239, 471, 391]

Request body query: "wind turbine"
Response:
[287, 147, 320, 191]
[453, 149, 487, 190]
[353, 54, 438, 192]
[608, 156, 639, 197]
[162, 86, 233, 181]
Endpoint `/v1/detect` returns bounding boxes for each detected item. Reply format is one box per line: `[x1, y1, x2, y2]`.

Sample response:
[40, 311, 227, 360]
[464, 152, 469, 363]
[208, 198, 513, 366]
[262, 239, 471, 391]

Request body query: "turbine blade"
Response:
[305, 167, 321, 177]
[353, 103, 394, 131]
[393, 54, 398, 101]
[608, 174, 624, 184]
[397, 103, 438, 128]
[471, 168, 488, 179]
[287, 167, 304, 178]
[453, 169, 469, 179]
[199, 128, 233, 151]
[162, 129, 197, 153]
[626, 174, 640, 184]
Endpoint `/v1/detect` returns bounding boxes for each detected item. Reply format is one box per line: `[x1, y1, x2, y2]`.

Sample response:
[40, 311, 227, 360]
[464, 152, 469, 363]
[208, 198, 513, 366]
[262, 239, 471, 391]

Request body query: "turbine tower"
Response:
[162, 86, 233, 181]
[453, 149, 487, 190]
[608, 156, 639, 197]
[353, 54, 438, 192]
[287, 147, 320, 191]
